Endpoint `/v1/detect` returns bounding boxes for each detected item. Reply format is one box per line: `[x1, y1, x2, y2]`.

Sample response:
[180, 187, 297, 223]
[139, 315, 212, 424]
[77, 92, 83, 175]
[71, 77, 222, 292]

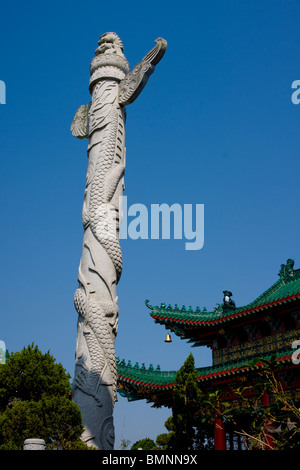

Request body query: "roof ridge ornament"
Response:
[278, 259, 295, 282]
[117, 358, 161, 372]
[214, 303, 223, 315]
[146, 299, 211, 315]
[222, 290, 236, 312]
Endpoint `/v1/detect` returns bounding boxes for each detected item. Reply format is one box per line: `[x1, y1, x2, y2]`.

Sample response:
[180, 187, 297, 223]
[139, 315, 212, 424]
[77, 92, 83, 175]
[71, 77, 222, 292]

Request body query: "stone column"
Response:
[71, 32, 167, 450]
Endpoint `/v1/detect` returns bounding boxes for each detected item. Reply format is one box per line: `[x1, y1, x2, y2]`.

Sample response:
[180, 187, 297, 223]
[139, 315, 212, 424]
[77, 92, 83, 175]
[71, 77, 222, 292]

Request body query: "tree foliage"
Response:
[131, 437, 158, 450]
[0, 344, 70, 410]
[155, 416, 175, 449]
[167, 353, 214, 451]
[0, 344, 89, 450]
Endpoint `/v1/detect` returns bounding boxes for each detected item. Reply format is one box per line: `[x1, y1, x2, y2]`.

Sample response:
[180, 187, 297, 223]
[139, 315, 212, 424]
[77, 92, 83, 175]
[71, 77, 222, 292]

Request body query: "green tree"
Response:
[155, 416, 175, 449]
[0, 343, 70, 409]
[0, 344, 89, 450]
[167, 353, 214, 451]
[131, 437, 158, 450]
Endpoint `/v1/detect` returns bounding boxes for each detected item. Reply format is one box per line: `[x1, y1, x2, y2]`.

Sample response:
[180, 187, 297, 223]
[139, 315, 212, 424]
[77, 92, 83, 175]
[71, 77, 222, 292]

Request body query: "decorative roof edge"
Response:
[150, 293, 300, 326]
[117, 348, 297, 391]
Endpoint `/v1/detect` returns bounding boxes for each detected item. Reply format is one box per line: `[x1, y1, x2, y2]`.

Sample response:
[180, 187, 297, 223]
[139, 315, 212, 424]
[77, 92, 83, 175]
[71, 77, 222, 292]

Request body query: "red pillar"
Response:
[214, 417, 226, 450]
[262, 391, 274, 450]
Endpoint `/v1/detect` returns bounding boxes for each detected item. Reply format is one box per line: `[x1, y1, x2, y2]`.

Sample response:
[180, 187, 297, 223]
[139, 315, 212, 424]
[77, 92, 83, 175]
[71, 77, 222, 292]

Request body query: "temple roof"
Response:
[145, 259, 300, 340]
[117, 348, 296, 404]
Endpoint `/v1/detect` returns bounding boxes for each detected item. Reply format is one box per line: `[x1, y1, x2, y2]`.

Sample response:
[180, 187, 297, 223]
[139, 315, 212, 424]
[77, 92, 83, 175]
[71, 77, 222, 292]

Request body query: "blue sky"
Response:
[1, 0, 300, 449]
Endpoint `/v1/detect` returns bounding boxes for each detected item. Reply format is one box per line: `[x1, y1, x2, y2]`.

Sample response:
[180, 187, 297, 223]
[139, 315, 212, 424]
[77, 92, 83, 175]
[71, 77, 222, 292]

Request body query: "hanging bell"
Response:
[164, 334, 172, 343]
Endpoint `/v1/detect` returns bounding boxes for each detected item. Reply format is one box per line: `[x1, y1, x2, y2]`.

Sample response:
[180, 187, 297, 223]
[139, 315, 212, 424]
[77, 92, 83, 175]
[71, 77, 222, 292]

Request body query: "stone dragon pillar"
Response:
[70, 32, 167, 450]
